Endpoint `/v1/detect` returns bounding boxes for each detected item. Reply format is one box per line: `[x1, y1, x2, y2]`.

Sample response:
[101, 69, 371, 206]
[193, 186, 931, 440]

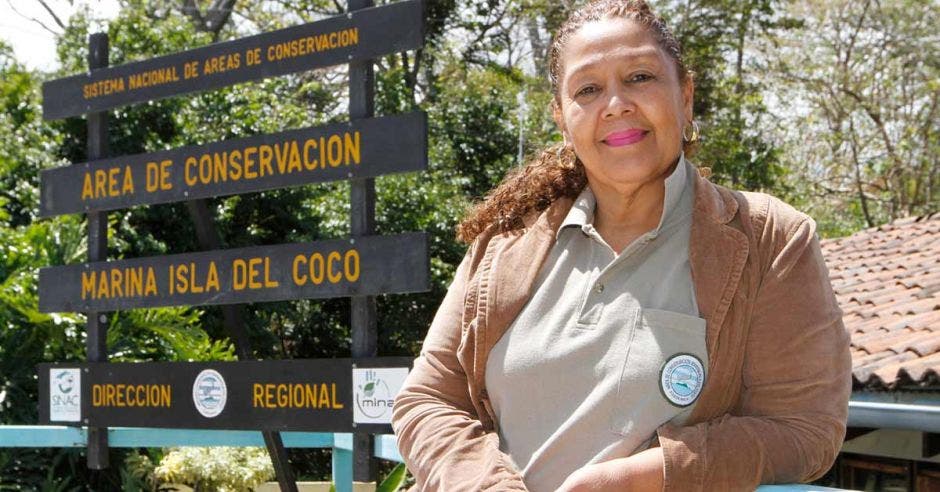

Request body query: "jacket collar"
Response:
[691, 167, 738, 224]
[524, 165, 737, 232]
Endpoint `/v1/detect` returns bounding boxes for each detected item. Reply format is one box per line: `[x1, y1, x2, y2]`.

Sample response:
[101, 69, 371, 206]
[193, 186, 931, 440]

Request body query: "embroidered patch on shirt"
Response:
[660, 354, 705, 407]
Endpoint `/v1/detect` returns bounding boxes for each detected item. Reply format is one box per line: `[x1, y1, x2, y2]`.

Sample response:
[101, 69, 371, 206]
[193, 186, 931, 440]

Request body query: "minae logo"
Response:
[355, 370, 395, 419]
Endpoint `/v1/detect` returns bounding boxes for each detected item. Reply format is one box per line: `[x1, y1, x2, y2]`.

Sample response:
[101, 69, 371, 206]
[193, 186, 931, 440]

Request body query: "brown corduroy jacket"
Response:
[392, 170, 852, 491]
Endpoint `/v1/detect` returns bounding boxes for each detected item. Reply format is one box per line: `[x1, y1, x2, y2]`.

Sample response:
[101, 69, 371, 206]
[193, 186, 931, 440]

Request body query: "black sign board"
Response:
[42, 0, 424, 120]
[39, 112, 427, 217]
[38, 233, 428, 313]
[39, 358, 411, 432]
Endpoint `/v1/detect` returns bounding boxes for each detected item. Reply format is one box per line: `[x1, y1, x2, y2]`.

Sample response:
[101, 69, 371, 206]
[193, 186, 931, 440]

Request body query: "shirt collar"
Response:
[558, 153, 691, 239]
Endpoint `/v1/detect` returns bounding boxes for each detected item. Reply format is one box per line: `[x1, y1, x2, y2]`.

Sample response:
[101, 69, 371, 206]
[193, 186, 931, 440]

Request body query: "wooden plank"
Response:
[38, 233, 429, 312]
[41, 0, 425, 120]
[40, 112, 427, 216]
[38, 359, 410, 432]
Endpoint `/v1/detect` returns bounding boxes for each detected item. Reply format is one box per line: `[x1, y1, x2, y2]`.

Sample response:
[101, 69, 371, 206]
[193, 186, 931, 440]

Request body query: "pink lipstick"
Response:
[604, 129, 647, 147]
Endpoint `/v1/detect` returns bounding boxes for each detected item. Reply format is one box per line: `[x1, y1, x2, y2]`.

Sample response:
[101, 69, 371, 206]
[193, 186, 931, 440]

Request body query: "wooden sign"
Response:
[42, 0, 424, 120]
[38, 233, 428, 312]
[39, 358, 411, 432]
[39, 112, 427, 216]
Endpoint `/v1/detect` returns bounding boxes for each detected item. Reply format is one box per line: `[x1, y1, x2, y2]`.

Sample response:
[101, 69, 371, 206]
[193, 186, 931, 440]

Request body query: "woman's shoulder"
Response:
[694, 180, 824, 289]
[694, 172, 812, 236]
[739, 189, 812, 235]
[709, 182, 820, 267]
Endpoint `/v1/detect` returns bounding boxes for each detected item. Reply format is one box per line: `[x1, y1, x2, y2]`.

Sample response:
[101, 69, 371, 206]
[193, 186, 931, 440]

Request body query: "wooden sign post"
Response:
[38, 2, 427, 487]
[40, 358, 411, 432]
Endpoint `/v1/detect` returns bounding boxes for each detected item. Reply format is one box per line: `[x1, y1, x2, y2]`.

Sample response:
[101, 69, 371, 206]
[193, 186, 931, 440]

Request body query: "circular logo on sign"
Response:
[659, 354, 705, 407]
[192, 369, 227, 418]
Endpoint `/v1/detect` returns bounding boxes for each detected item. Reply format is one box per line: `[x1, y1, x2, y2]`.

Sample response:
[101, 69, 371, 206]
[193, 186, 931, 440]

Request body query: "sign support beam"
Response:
[349, 0, 377, 483]
[185, 199, 298, 490]
[85, 32, 110, 471]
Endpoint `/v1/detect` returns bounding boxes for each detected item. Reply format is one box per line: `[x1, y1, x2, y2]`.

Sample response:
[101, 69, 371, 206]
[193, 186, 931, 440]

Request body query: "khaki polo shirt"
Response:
[485, 156, 708, 492]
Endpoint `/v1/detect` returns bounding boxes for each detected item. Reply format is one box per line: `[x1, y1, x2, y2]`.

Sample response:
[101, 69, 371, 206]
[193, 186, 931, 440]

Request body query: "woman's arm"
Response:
[656, 212, 852, 490]
[392, 249, 528, 491]
[557, 447, 665, 492]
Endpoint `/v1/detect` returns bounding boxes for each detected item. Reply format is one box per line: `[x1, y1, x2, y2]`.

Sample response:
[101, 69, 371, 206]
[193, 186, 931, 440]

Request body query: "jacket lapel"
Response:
[688, 172, 750, 416]
[478, 198, 573, 389]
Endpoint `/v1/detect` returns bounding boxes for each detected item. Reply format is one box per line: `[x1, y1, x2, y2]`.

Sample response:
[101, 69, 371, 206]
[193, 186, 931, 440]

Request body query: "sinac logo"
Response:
[55, 370, 75, 394]
[356, 370, 395, 419]
[192, 369, 227, 418]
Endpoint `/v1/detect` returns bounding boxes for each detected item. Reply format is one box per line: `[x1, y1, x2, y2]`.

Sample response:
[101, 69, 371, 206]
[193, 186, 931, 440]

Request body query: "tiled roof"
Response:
[820, 213, 940, 390]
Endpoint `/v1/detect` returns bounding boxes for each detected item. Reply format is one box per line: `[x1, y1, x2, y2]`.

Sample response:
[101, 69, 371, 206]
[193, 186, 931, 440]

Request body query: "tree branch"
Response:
[181, 0, 207, 31]
[205, 0, 238, 36]
[7, 0, 59, 35]
[35, 0, 65, 30]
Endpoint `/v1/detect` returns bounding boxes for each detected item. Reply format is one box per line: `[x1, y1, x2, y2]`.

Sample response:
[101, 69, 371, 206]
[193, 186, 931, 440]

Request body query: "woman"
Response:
[392, 1, 851, 490]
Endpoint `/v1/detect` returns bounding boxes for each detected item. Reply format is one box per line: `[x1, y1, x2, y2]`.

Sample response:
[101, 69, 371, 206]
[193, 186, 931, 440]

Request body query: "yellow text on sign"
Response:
[232, 257, 279, 290]
[80, 160, 173, 201]
[182, 132, 361, 187]
[81, 165, 134, 200]
[81, 266, 158, 300]
[145, 160, 173, 192]
[92, 384, 171, 408]
[292, 249, 360, 286]
[168, 261, 220, 295]
[252, 383, 344, 409]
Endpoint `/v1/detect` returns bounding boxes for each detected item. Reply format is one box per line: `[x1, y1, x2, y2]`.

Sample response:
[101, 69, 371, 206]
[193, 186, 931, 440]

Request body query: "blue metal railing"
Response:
[0, 426, 845, 491]
[0, 426, 356, 492]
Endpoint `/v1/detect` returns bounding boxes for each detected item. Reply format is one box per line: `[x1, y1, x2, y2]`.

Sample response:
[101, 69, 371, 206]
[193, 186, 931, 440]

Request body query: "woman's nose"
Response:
[603, 90, 635, 119]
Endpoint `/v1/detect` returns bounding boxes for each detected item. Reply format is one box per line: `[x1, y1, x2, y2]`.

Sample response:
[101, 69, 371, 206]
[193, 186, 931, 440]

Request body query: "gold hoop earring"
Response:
[682, 120, 700, 143]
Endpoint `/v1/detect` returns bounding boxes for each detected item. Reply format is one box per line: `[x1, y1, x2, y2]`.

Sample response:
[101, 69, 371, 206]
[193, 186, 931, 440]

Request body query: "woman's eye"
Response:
[627, 73, 654, 83]
[575, 85, 598, 97]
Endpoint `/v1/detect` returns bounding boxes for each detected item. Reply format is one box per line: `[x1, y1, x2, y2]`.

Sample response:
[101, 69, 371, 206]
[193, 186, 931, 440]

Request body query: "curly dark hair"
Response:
[456, 0, 693, 244]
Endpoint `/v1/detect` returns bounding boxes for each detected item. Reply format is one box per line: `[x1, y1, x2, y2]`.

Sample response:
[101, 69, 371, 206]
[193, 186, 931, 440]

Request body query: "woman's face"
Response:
[554, 17, 693, 193]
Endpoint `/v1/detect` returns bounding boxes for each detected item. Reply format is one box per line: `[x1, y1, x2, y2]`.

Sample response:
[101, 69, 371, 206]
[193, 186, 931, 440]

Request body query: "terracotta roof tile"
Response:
[893, 331, 940, 357]
[871, 351, 940, 387]
[888, 296, 939, 315]
[821, 213, 940, 390]
[858, 329, 919, 354]
[854, 351, 920, 383]
[851, 350, 902, 369]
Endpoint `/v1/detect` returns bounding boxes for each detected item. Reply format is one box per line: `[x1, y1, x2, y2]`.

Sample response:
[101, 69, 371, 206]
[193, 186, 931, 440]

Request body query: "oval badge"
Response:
[192, 369, 227, 418]
[659, 354, 705, 407]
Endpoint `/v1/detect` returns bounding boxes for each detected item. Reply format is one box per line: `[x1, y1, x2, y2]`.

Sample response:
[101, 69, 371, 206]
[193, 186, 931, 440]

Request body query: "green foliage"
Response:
[119, 449, 164, 492]
[664, 0, 794, 191]
[432, 65, 524, 198]
[376, 463, 408, 492]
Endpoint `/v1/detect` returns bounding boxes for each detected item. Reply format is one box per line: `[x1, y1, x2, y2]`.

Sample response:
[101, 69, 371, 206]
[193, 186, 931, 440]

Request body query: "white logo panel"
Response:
[353, 367, 409, 424]
[50, 368, 81, 422]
